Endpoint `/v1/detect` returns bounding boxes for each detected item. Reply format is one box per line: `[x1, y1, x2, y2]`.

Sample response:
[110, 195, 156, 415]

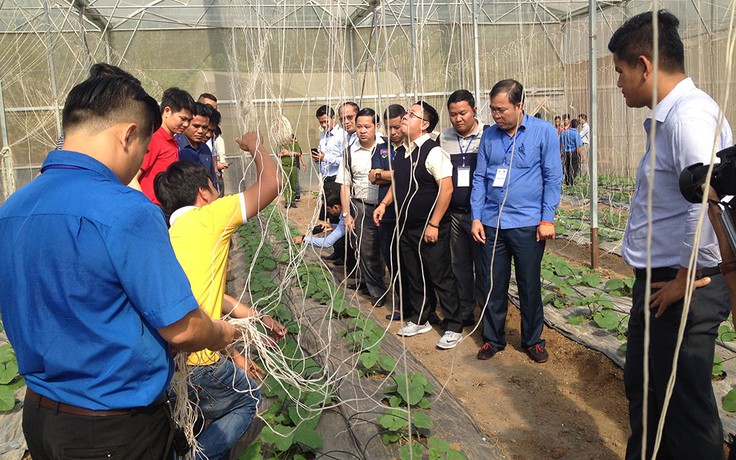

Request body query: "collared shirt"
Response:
[470, 114, 562, 228]
[168, 194, 247, 366]
[579, 122, 590, 145]
[560, 127, 582, 153]
[405, 133, 453, 180]
[304, 214, 345, 248]
[318, 125, 346, 177]
[623, 77, 732, 269]
[439, 120, 487, 210]
[140, 126, 179, 205]
[336, 140, 379, 204]
[178, 135, 218, 187]
[0, 150, 198, 410]
[372, 141, 405, 222]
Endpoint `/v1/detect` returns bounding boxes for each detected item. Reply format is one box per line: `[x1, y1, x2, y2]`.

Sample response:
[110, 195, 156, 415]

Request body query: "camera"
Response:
[679, 145, 736, 254]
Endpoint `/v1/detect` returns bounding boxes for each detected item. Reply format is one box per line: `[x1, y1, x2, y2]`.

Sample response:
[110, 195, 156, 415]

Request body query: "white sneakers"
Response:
[397, 321, 432, 337]
[436, 331, 462, 349]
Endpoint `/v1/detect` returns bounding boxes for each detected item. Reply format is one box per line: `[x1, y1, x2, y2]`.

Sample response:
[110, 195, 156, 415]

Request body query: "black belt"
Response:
[451, 207, 470, 214]
[351, 198, 377, 206]
[634, 266, 721, 283]
[26, 387, 166, 417]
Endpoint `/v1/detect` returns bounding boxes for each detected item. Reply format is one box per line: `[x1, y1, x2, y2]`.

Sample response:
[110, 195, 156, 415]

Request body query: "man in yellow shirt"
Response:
[155, 132, 284, 460]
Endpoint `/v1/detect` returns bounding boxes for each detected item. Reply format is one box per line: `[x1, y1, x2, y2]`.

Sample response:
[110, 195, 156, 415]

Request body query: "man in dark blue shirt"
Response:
[179, 101, 218, 187]
[559, 118, 583, 185]
[0, 69, 237, 459]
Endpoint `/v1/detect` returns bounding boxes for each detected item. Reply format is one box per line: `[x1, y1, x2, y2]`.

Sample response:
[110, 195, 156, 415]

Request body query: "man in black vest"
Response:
[373, 102, 463, 349]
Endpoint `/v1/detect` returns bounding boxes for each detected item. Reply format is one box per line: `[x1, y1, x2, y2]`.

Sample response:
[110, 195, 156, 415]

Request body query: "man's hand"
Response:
[279, 149, 289, 158]
[424, 225, 439, 244]
[235, 132, 262, 153]
[311, 150, 324, 162]
[471, 219, 485, 244]
[650, 268, 712, 318]
[536, 223, 556, 242]
[368, 169, 381, 184]
[265, 318, 288, 341]
[292, 235, 304, 245]
[211, 320, 238, 352]
[373, 204, 385, 226]
[344, 214, 355, 234]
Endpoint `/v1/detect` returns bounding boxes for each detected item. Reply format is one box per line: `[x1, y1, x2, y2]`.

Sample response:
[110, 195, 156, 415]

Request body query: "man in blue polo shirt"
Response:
[0, 70, 237, 459]
[180, 101, 218, 187]
[471, 79, 562, 364]
[560, 118, 583, 186]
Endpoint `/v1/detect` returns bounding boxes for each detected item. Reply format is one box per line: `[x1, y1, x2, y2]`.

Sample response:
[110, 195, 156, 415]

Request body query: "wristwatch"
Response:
[342, 211, 349, 217]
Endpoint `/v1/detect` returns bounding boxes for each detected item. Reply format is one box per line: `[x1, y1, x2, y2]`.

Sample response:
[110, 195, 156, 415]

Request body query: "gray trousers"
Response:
[351, 199, 386, 298]
[448, 210, 484, 323]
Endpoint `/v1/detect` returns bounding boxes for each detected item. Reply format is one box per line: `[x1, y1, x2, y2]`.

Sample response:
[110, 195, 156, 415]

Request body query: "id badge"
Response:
[492, 168, 508, 187]
[457, 166, 471, 187]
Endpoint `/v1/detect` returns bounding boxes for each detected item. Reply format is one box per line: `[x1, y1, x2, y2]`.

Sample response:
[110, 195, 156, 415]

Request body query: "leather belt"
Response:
[25, 387, 165, 417]
[634, 266, 721, 283]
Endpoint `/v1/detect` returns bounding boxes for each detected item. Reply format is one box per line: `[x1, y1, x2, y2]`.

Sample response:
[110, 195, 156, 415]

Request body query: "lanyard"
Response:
[456, 134, 476, 167]
[501, 130, 521, 166]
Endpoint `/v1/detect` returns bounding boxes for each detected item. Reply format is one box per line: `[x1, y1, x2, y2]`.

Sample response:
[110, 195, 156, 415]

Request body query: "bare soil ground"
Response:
[286, 194, 630, 459]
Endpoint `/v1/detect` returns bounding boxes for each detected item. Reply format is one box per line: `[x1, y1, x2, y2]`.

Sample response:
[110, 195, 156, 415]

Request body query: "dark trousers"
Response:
[351, 200, 386, 298]
[449, 210, 484, 323]
[399, 222, 462, 332]
[625, 273, 729, 460]
[23, 395, 172, 460]
[563, 151, 580, 186]
[479, 226, 546, 348]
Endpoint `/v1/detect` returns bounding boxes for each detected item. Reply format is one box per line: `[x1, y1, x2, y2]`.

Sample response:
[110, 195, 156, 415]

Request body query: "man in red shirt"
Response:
[135, 87, 195, 204]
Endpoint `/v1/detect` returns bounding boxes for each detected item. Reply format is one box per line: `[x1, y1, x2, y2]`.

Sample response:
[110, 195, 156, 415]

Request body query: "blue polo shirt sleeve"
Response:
[540, 125, 563, 222]
[108, 202, 198, 328]
[471, 135, 491, 221]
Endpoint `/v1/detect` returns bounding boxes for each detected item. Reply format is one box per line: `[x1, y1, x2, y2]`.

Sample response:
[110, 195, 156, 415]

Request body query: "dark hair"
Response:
[62, 75, 161, 138]
[570, 119, 579, 129]
[414, 101, 439, 132]
[534, 112, 542, 118]
[193, 101, 213, 120]
[316, 105, 335, 118]
[161, 87, 195, 115]
[338, 101, 360, 115]
[608, 10, 685, 74]
[154, 161, 212, 214]
[356, 107, 379, 125]
[208, 108, 222, 127]
[579, 113, 588, 120]
[214, 126, 222, 137]
[563, 113, 570, 120]
[447, 89, 475, 109]
[554, 115, 561, 121]
[490, 79, 524, 106]
[323, 182, 341, 208]
[384, 104, 406, 121]
[88, 63, 140, 85]
[198, 92, 217, 103]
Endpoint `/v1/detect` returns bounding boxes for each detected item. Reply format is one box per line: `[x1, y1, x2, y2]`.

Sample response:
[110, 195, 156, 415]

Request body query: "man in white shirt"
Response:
[577, 113, 589, 174]
[314, 105, 345, 182]
[337, 108, 386, 305]
[609, 10, 732, 459]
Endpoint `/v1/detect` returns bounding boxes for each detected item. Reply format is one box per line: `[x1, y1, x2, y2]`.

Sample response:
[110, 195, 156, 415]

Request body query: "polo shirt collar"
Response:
[178, 134, 196, 150]
[406, 133, 431, 157]
[647, 77, 694, 124]
[169, 206, 198, 226]
[156, 126, 175, 143]
[351, 139, 376, 153]
[450, 119, 484, 139]
[41, 150, 121, 183]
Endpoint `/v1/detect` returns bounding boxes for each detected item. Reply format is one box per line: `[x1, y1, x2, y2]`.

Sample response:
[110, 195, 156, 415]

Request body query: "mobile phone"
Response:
[312, 225, 324, 235]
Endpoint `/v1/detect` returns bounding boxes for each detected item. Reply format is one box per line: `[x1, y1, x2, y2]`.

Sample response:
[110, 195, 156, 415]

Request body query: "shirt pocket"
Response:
[511, 141, 539, 169]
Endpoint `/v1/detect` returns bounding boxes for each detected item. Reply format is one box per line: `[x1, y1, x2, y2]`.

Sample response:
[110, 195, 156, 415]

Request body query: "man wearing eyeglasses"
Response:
[470, 79, 562, 364]
[374, 102, 464, 350]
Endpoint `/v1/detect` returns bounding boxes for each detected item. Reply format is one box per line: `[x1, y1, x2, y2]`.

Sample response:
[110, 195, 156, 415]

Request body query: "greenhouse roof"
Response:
[1, 0, 627, 32]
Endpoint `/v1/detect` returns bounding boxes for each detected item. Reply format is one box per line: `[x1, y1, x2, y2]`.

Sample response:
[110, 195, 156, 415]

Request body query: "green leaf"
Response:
[382, 432, 400, 445]
[428, 436, 452, 451]
[567, 314, 585, 326]
[604, 278, 625, 291]
[417, 397, 432, 409]
[0, 385, 16, 412]
[446, 450, 468, 460]
[377, 410, 407, 431]
[723, 388, 736, 412]
[410, 411, 433, 430]
[0, 359, 18, 385]
[713, 355, 724, 377]
[293, 423, 323, 449]
[388, 395, 402, 407]
[359, 350, 379, 369]
[236, 441, 263, 460]
[581, 274, 602, 287]
[394, 378, 425, 406]
[593, 309, 622, 330]
[378, 354, 397, 373]
[400, 442, 426, 460]
[260, 424, 294, 452]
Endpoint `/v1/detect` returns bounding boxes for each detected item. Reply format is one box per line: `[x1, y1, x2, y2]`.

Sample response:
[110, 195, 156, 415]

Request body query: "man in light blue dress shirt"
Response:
[609, 10, 732, 460]
[470, 79, 562, 364]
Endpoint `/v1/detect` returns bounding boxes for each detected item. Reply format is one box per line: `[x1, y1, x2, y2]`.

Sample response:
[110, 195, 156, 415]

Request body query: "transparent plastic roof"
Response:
[1, 0, 618, 32]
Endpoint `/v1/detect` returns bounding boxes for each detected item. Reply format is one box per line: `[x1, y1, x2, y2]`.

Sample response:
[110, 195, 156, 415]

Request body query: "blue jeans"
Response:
[479, 226, 546, 348]
[189, 359, 261, 460]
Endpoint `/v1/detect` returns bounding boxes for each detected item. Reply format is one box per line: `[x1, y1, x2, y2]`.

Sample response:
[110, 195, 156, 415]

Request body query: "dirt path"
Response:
[285, 194, 629, 459]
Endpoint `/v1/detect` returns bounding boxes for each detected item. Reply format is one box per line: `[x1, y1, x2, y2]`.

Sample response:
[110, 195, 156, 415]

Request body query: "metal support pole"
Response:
[44, 1, 62, 140]
[409, 0, 418, 96]
[0, 79, 9, 150]
[472, 0, 481, 99]
[0, 78, 15, 200]
[589, 0, 599, 269]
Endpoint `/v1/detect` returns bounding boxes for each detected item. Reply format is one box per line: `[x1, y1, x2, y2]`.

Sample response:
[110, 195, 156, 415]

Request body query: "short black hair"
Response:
[384, 104, 406, 121]
[161, 87, 195, 114]
[208, 108, 222, 127]
[62, 75, 161, 138]
[356, 107, 379, 125]
[563, 113, 570, 120]
[490, 79, 524, 106]
[608, 10, 685, 74]
[414, 101, 439, 132]
[447, 89, 475, 109]
[338, 101, 360, 115]
[193, 101, 213, 120]
[316, 105, 335, 118]
[323, 182, 341, 208]
[88, 63, 140, 85]
[554, 115, 561, 121]
[579, 113, 588, 120]
[198, 92, 217, 102]
[154, 161, 212, 214]
[570, 119, 579, 129]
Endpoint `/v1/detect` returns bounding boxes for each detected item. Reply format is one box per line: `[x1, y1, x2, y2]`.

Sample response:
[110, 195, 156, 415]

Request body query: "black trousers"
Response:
[23, 396, 173, 460]
[398, 222, 461, 332]
[563, 151, 580, 186]
[625, 273, 729, 460]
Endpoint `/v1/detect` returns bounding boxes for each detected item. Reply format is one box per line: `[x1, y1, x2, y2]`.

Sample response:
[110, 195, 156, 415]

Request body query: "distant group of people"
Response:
[553, 113, 589, 185]
[0, 8, 734, 460]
